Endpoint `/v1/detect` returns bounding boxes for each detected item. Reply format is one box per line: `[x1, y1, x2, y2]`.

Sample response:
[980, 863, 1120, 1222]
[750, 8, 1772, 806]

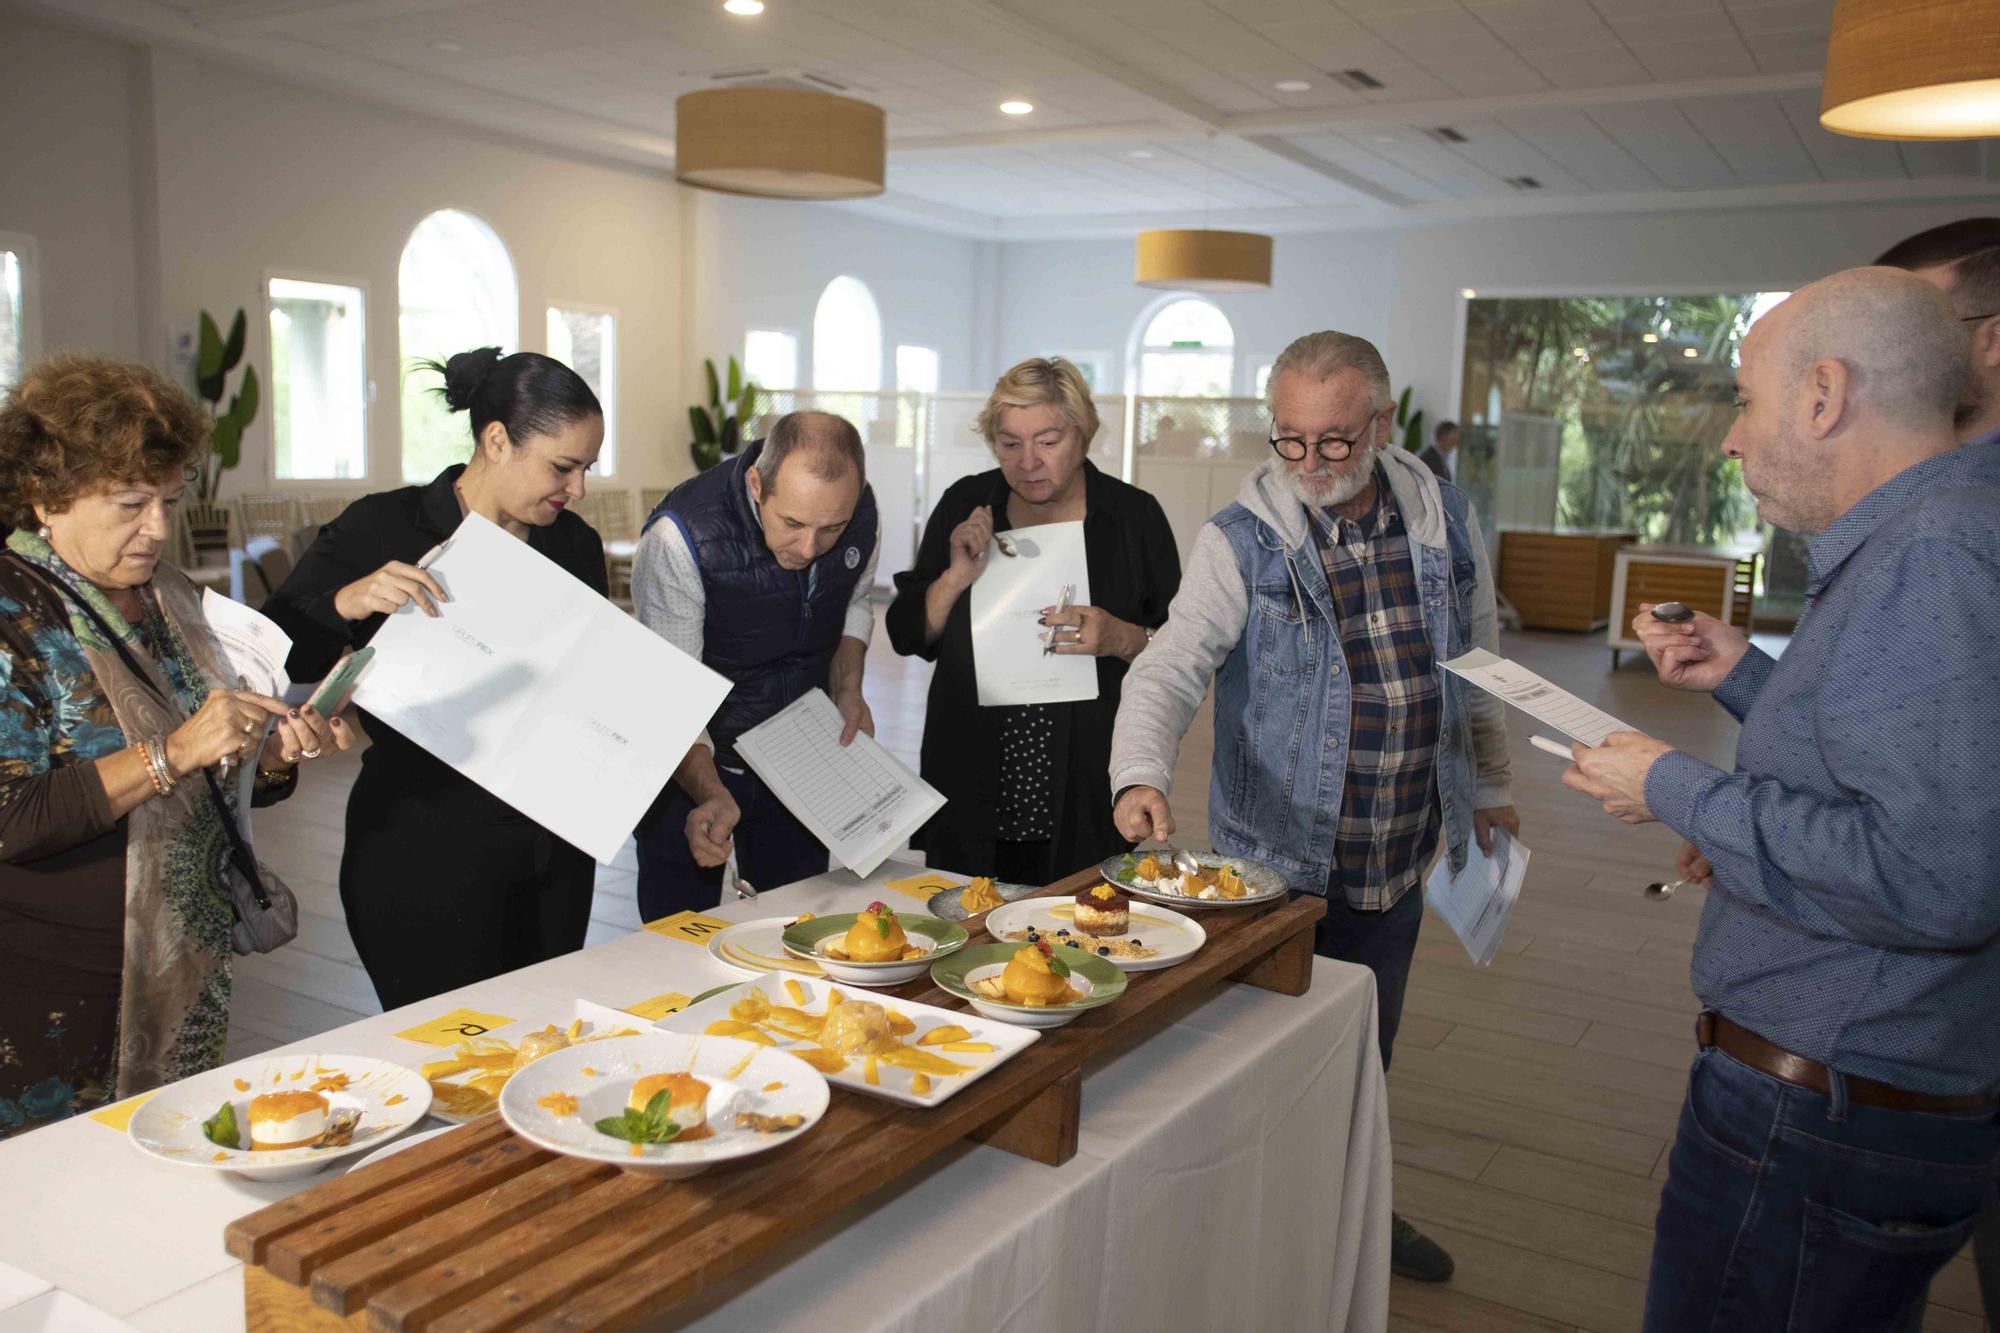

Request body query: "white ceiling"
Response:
[18, 0, 2000, 238]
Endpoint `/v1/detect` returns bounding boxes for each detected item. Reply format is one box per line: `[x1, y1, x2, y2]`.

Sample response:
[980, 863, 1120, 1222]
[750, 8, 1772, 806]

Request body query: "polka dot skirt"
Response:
[995, 705, 1057, 841]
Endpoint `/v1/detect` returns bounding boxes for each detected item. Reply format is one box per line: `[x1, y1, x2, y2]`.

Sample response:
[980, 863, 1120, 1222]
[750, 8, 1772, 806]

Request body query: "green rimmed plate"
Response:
[781, 912, 969, 987]
[930, 942, 1127, 1028]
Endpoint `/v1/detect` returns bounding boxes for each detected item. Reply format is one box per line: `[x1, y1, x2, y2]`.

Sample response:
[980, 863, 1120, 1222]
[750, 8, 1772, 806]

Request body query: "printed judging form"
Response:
[1425, 827, 1529, 966]
[1442, 648, 1634, 746]
[734, 688, 945, 878]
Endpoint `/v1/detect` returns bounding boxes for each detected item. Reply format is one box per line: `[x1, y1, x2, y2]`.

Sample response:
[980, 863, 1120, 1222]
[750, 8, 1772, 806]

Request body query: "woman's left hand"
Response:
[257, 704, 357, 772]
[1040, 604, 1146, 660]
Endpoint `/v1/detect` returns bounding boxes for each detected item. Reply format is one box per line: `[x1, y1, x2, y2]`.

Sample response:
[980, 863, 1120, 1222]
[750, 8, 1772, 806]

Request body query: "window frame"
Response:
[262, 267, 372, 488]
[0, 230, 44, 392]
[545, 299, 619, 478]
[397, 206, 519, 486]
[743, 326, 800, 393]
[811, 275, 883, 393]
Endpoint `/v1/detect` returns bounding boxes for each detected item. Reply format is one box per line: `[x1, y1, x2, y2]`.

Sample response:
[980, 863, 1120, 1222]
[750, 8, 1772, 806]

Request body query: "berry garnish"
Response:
[866, 900, 886, 915]
[1035, 939, 1054, 956]
[1097, 946, 1110, 956]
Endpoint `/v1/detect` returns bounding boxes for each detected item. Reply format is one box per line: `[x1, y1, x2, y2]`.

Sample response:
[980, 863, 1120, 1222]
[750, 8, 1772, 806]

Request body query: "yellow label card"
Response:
[884, 873, 962, 902]
[641, 911, 732, 943]
[624, 992, 693, 1021]
[88, 1090, 158, 1132]
[394, 1008, 518, 1046]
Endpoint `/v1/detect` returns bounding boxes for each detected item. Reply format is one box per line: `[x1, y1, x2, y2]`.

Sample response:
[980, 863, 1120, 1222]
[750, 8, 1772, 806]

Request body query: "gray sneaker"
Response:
[1391, 1213, 1455, 1283]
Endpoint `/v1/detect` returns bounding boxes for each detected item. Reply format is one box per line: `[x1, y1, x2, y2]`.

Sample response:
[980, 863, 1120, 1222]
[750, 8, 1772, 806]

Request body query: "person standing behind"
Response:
[631, 412, 877, 921]
[264, 348, 607, 1010]
[1110, 330, 1518, 1284]
[1878, 218, 2000, 448]
[886, 358, 1178, 886]
[1417, 419, 1458, 482]
[1561, 268, 2000, 1333]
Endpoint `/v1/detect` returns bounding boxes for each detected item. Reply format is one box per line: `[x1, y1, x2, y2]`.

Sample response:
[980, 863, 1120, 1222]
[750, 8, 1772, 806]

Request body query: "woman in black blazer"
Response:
[886, 358, 1180, 887]
[264, 348, 608, 1008]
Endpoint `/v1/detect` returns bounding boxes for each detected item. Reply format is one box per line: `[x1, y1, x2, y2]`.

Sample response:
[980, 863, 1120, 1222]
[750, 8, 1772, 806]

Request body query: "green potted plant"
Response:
[1395, 385, 1425, 454]
[689, 356, 758, 471]
[193, 308, 259, 501]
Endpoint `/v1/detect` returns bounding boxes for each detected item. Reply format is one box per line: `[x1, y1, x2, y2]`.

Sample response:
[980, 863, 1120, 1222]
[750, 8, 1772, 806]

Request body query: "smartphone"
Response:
[306, 647, 375, 716]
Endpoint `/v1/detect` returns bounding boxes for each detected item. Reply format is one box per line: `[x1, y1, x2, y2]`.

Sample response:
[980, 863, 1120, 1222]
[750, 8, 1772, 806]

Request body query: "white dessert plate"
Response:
[984, 898, 1205, 973]
[499, 1032, 827, 1180]
[656, 974, 1038, 1109]
[707, 916, 825, 979]
[419, 999, 650, 1125]
[127, 1053, 431, 1182]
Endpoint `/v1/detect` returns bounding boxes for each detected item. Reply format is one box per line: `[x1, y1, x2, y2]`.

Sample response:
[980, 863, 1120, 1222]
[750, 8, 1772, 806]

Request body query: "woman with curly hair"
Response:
[0, 355, 351, 1137]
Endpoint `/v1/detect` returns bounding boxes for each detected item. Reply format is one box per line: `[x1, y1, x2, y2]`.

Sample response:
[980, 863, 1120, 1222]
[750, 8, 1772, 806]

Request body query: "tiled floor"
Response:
[237, 624, 1984, 1332]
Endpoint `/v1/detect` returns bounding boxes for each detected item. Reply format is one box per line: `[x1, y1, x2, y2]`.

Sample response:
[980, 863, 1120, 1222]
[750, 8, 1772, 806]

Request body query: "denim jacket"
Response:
[1110, 449, 1512, 900]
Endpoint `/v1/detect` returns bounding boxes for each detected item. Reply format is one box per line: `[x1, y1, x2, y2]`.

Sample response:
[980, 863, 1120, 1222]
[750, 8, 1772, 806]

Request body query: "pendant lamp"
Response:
[675, 87, 885, 199]
[1134, 229, 1273, 292]
[1820, 0, 2000, 139]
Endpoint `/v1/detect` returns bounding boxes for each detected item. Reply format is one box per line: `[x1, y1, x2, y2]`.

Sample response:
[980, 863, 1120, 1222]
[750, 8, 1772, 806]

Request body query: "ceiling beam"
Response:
[1239, 134, 1414, 209]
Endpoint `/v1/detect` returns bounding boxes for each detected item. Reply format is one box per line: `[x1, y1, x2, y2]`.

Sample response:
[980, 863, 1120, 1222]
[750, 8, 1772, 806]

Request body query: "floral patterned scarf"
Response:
[4, 530, 241, 1098]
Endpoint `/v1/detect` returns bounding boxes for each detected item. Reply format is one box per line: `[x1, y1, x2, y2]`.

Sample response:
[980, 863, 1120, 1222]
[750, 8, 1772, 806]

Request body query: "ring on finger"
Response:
[239, 719, 257, 735]
[301, 747, 322, 760]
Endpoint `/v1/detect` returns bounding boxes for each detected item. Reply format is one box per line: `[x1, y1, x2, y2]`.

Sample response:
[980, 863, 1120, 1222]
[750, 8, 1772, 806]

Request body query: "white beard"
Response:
[1281, 439, 1384, 510]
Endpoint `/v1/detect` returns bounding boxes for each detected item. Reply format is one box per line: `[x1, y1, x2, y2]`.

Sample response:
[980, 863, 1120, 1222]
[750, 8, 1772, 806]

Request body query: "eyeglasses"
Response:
[1269, 409, 1383, 462]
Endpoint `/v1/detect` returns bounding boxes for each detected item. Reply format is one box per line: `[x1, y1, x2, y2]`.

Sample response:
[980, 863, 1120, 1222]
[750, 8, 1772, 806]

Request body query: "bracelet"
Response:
[141, 737, 175, 797]
[255, 764, 295, 787]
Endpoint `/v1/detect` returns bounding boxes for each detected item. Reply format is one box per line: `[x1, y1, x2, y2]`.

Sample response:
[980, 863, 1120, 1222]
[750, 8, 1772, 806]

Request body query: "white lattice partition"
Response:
[1130, 395, 1268, 560]
[921, 394, 1129, 529]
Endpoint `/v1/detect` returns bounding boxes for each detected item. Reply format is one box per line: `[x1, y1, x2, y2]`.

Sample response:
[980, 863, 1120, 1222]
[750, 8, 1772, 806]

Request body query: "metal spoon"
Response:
[1159, 841, 1203, 879]
[995, 534, 1020, 558]
[1650, 601, 1695, 624]
[312, 1107, 362, 1150]
[1644, 876, 1691, 901]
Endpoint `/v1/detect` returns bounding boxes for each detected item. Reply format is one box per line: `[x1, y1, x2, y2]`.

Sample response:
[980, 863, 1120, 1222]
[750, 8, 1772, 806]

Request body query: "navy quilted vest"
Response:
[644, 440, 877, 758]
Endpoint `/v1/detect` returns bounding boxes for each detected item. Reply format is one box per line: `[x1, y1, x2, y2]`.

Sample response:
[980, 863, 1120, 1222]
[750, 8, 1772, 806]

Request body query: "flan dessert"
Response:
[998, 942, 1080, 1007]
[1074, 882, 1131, 937]
[838, 902, 923, 963]
[820, 996, 895, 1056]
[513, 1025, 572, 1069]
[627, 1071, 711, 1135]
[247, 1090, 329, 1151]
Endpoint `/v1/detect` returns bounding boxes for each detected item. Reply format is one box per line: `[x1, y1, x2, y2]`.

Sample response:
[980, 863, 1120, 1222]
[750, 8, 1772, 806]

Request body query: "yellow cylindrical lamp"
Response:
[1820, 0, 2000, 139]
[675, 88, 885, 199]
[1134, 229, 1273, 292]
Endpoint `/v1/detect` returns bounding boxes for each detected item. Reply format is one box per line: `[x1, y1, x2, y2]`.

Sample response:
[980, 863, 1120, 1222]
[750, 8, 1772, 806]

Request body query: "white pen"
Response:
[1042, 583, 1074, 655]
[1530, 734, 1578, 760]
[416, 540, 449, 570]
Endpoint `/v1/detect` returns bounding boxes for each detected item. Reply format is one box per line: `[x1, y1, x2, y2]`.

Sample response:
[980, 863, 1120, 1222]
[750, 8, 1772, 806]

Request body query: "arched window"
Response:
[811, 276, 881, 392]
[399, 209, 518, 482]
[1137, 298, 1234, 398]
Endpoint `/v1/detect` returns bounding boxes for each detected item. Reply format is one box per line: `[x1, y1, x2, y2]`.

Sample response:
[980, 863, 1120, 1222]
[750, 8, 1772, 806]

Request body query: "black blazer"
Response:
[885, 463, 1180, 881]
[263, 465, 608, 821]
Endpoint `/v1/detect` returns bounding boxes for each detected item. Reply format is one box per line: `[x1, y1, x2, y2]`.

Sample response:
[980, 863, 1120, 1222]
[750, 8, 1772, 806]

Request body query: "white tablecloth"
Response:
[0, 865, 1391, 1332]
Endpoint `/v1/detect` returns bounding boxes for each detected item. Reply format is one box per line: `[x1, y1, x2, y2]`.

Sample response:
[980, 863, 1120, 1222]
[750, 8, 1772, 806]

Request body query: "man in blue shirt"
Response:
[1562, 267, 2000, 1332]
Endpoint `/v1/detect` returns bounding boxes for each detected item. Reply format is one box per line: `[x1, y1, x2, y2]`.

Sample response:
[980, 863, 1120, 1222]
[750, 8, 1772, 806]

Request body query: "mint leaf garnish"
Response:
[202, 1100, 239, 1150]
[876, 913, 892, 939]
[1046, 953, 1072, 979]
[600, 1091, 684, 1146]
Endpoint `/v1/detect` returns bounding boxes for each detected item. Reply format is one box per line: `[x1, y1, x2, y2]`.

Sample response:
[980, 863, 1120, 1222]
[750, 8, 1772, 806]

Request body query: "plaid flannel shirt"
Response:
[1308, 479, 1443, 911]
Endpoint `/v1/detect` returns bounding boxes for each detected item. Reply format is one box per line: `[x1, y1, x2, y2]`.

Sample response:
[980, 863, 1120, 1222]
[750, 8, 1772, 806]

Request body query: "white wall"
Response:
[687, 192, 983, 396]
[0, 18, 145, 362]
[990, 230, 1401, 398]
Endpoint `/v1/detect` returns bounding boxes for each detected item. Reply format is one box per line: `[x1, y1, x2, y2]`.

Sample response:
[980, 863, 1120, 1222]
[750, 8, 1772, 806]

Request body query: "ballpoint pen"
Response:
[1043, 583, 1073, 655]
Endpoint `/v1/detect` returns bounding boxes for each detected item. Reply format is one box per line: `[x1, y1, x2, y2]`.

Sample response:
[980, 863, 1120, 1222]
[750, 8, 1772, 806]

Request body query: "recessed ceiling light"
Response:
[1274, 79, 1311, 92]
[1641, 332, 1659, 343]
[1129, 149, 1154, 159]
[723, 0, 764, 14]
[1367, 133, 1398, 144]
[1683, 346, 1700, 358]
[1460, 287, 1477, 299]
[433, 40, 462, 53]
[1000, 100, 1034, 115]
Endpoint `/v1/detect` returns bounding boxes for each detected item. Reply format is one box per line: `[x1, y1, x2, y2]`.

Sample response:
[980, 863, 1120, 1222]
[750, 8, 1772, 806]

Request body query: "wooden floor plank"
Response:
[1476, 1146, 1666, 1230]
[1389, 1118, 1504, 1183]
[1388, 1080, 1667, 1178]
[1397, 1166, 1658, 1281]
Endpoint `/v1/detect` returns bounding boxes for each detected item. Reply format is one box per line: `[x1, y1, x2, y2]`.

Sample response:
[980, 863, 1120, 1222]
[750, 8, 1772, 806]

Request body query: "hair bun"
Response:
[439, 346, 504, 413]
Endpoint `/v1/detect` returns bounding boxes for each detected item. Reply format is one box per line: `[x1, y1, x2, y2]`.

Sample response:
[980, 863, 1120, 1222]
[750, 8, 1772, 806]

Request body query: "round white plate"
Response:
[347, 1122, 453, 1173]
[1097, 851, 1289, 910]
[128, 1054, 432, 1182]
[500, 1032, 828, 1179]
[708, 917, 825, 979]
[984, 898, 1205, 973]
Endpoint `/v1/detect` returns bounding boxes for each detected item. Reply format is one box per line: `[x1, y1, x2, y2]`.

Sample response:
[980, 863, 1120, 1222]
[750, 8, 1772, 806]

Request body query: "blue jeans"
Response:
[1644, 1045, 2000, 1332]
[1310, 884, 1425, 1071]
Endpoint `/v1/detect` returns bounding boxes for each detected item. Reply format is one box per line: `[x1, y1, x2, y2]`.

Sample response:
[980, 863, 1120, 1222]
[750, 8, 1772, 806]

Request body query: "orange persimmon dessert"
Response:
[1074, 882, 1131, 937]
[628, 1072, 710, 1134]
[843, 901, 917, 962]
[1000, 943, 1076, 1007]
[247, 1091, 329, 1151]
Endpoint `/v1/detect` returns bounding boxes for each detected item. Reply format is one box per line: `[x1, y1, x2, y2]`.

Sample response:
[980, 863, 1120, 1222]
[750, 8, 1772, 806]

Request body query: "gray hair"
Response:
[1774, 267, 1969, 423]
[756, 410, 866, 490]
[1267, 331, 1393, 411]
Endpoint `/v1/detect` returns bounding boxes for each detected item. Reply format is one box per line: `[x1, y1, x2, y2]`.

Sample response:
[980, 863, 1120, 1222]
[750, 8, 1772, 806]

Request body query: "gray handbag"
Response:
[18, 556, 300, 954]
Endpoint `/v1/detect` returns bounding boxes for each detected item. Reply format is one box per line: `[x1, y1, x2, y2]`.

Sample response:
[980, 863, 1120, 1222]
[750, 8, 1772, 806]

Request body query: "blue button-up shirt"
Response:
[1646, 443, 2000, 1096]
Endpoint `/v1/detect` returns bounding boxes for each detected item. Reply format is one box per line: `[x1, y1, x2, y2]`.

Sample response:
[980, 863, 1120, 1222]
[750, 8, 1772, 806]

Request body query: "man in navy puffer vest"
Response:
[631, 411, 880, 920]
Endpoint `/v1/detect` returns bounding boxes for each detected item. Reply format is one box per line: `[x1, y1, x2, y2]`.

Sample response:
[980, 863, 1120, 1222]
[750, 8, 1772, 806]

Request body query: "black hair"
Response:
[1434, 419, 1458, 440]
[1875, 218, 2000, 270]
[419, 347, 601, 450]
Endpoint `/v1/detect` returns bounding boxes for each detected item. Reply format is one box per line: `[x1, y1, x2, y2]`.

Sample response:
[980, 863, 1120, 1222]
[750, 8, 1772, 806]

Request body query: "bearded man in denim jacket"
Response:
[1110, 330, 1517, 1284]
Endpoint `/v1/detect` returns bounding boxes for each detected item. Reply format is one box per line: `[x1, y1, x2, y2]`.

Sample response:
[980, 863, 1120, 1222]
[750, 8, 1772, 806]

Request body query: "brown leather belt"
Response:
[1697, 1011, 1998, 1114]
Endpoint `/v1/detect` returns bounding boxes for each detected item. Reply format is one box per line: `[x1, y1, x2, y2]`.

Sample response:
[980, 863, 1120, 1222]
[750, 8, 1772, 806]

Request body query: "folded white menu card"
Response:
[200, 588, 292, 695]
[1442, 648, 1634, 747]
[733, 688, 945, 878]
[1425, 827, 1530, 966]
[352, 512, 730, 863]
[968, 519, 1098, 707]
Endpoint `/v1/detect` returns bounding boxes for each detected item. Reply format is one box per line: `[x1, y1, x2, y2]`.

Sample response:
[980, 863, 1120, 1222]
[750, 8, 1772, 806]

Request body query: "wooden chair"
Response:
[573, 489, 640, 607]
[174, 500, 237, 595]
[305, 493, 360, 526]
[235, 495, 303, 546]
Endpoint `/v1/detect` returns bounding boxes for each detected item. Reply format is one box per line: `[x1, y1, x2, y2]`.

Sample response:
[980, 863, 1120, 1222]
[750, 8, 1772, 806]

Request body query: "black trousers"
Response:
[1311, 882, 1426, 1071]
[633, 762, 829, 923]
[339, 777, 595, 1011]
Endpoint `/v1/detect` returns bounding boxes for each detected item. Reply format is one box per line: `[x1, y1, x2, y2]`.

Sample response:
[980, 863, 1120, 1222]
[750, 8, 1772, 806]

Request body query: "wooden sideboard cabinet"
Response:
[1496, 529, 1637, 632]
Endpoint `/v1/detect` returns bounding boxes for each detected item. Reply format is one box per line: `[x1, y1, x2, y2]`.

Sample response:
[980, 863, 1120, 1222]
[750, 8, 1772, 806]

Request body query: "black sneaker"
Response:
[1391, 1213, 1455, 1283]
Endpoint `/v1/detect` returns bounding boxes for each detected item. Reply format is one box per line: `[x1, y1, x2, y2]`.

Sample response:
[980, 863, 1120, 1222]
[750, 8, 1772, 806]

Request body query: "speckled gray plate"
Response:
[926, 880, 1041, 922]
[1096, 851, 1289, 910]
